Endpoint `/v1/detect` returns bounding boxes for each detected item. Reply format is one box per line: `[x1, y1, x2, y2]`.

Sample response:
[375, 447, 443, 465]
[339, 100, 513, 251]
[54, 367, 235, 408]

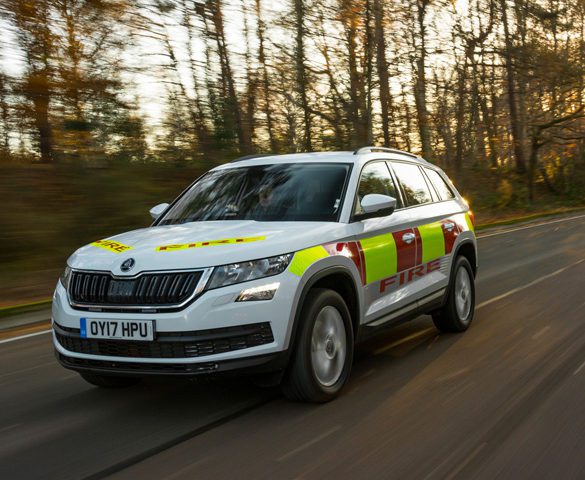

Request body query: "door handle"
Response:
[402, 232, 415, 244]
[443, 222, 455, 232]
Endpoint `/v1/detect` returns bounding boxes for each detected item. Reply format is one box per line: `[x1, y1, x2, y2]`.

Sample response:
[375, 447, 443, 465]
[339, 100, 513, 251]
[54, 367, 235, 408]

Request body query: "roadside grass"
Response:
[475, 206, 585, 231]
[0, 298, 52, 319]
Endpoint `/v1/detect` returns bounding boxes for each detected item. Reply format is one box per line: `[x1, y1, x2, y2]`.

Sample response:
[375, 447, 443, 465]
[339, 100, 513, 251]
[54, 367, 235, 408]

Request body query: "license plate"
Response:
[80, 318, 155, 341]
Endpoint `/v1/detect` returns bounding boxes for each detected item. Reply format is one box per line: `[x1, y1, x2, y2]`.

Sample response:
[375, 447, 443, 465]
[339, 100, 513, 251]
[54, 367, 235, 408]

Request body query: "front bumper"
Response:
[55, 350, 289, 377]
[52, 271, 301, 370]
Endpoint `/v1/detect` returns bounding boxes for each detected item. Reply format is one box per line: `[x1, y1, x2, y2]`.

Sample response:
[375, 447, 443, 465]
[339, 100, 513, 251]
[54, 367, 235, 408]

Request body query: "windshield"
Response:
[158, 163, 351, 224]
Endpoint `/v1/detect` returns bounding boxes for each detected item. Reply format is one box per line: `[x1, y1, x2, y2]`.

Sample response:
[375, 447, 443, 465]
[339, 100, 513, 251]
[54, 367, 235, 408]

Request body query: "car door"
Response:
[388, 161, 458, 307]
[350, 161, 424, 326]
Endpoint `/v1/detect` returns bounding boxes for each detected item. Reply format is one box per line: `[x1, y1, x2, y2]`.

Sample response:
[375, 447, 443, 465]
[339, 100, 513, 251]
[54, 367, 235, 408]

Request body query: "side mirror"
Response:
[149, 203, 169, 220]
[356, 194, 396, 220]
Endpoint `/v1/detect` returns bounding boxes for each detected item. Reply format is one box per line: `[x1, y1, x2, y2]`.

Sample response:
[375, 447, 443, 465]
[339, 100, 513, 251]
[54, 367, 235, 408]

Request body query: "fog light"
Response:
[236, 282, 279, 302]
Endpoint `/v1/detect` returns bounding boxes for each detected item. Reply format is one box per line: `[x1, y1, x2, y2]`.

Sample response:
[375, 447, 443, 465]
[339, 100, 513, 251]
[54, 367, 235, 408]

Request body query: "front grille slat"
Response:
[99, 276, 108, 302]
[69, 271, 202, 307]
[55, 322, 274, 359]
[180, 274, 196, 298]
[145, 276, 159, 304]
[157, 275, 170, 303]
[81, 274, 89, 301]
[135, 277, 146, 304]
[168, 275, 181, 303]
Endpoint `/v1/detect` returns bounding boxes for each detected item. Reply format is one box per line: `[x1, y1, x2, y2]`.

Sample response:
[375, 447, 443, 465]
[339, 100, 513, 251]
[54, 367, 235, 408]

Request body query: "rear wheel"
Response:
[79, 372, 141, 388]
[282, 288, 353, 403]
[433, 256, 475, 333]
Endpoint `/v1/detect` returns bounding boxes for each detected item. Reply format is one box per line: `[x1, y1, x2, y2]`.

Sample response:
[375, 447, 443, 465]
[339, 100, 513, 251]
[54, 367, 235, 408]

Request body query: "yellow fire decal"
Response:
[156, 236, 266, 252]
[91, 239, 133, 254]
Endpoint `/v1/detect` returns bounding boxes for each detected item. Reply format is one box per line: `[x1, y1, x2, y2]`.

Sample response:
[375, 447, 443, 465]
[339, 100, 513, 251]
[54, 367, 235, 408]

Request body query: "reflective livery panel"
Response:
[287, 211, 475, 325]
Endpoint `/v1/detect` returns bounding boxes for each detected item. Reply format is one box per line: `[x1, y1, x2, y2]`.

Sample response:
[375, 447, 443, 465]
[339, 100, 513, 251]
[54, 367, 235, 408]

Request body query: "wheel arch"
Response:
[288, 266, 361, 355]
[453, 240, 478, 277]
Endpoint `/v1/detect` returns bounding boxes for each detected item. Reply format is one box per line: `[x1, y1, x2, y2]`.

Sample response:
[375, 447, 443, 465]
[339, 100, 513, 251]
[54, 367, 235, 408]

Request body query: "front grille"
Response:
[55, 322, 274, 359]
[69, 270, 203, 307]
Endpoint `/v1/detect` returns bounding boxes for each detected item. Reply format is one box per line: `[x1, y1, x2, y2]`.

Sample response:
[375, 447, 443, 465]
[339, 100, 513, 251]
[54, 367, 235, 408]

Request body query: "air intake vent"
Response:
[69, 270, 203, 307]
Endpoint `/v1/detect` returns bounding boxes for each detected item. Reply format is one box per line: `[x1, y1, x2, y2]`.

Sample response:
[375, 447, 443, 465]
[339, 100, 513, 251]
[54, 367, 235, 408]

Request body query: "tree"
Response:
[3, 0, 55, 163]
[500, 0, 527, 173]
[293, 0, 312, 151]
[373, 0, 395, 147]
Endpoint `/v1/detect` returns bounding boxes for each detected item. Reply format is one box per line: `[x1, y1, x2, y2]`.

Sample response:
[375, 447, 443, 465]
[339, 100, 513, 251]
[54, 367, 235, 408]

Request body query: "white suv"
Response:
[53, 147, 477, 402]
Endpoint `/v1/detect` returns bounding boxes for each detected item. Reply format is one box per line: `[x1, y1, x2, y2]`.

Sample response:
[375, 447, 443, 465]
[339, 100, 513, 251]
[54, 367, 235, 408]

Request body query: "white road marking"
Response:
[477, 259, 585, 310]
[0, 362, 52, 380]
[445, 442, 487, 480]
[477, 213, 585, 239]
[573, 359, 585, 376]
[532, 326, 551, 340]
[277, 425, 342, 462]
[0, 329, 52, 345]
[0, 423, 20, 434]
[163, 456, 215, 480]
[436, 367, 470, 383]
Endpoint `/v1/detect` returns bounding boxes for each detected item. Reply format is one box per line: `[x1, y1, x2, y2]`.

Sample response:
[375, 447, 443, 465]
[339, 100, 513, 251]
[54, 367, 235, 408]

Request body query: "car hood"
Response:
[68, 221, 351, 274]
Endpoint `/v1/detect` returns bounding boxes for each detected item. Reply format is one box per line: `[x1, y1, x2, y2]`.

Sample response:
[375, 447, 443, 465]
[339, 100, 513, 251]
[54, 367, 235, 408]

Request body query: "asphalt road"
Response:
[2, 214, 585, 480]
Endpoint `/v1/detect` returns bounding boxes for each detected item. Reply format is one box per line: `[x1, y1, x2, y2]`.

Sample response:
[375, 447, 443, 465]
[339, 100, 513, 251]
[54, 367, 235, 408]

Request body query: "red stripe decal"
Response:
[356, 241, 367, 285]
[413, 228, 423, 266]
[393, 229, 417, 272]
[323, 242, 366, 285]
[441, 219, 459, 254]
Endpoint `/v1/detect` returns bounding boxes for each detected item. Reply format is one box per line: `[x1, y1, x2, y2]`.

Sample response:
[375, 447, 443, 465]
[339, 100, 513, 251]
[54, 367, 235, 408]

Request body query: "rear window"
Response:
[391, 162, 432, 206]
[425, 168, 455, 201]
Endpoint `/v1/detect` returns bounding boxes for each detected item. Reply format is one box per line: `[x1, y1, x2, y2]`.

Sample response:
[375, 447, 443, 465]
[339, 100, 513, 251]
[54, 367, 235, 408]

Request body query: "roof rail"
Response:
[353, 146, 418, 159]
[231, 153, 274, 163]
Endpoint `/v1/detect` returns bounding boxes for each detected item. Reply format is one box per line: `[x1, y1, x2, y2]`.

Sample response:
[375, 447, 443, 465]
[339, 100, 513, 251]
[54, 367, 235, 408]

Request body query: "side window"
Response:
[354, 161, 400, 215]
[391, 162, 432, 206]
[425, 168, 455, 201]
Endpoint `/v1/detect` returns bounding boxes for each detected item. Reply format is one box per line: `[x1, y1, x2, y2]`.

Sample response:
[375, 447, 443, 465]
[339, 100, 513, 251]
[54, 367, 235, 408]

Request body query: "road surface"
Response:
[2, 214, 585, 479]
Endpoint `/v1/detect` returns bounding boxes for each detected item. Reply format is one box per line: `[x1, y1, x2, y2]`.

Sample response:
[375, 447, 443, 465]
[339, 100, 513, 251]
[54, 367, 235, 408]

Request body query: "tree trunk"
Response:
[373, 0, 394, 147]
[364, 0, 374, 144]
[182, 0, 210, 152]
[255, 0, 277, 152]
[341, 0, 367, 147]
[454, 58, 468, 173]
[0, 74, 10, 155]
[500, 0, 527, 173]
[31, 78, 53, 164]
[413, 0, 432, 160]
[242, 1, 257, 149]
[294, 0, 312, 151]
[209, 0, 250, 153]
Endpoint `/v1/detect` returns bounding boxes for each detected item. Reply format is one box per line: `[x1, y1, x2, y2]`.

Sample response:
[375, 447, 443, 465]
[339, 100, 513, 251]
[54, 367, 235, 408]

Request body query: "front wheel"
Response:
[282, 288, 354, 403]
[433, 256, 475, 333]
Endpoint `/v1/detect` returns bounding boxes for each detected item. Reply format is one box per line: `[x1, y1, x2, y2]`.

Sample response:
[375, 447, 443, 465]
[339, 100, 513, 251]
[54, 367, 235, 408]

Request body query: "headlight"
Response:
[207, 254, 292, 290]
[60, 266, 72, 289]
[236, 282, 280, 302]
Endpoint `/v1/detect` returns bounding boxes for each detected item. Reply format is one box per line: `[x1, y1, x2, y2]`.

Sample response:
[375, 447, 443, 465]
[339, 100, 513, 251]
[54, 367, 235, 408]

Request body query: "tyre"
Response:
[433, 256, 475, 333]
[79, 372, 141, 388]
[282, 288, 354, 403]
